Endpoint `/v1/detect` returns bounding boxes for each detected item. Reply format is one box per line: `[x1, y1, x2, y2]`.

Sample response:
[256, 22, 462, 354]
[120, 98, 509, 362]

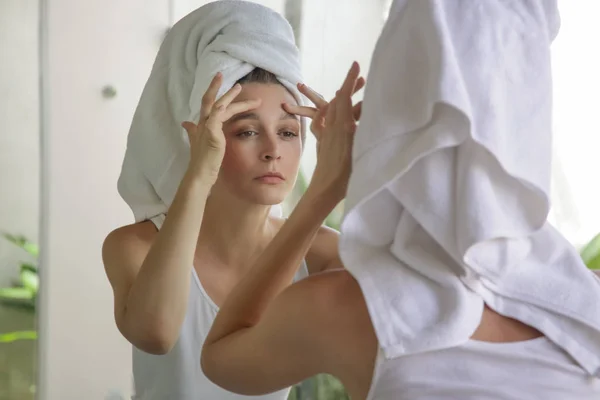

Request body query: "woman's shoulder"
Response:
[284, 270, 377, 389]
[282, 270, 371, 336]
[103, 220, 157, 257]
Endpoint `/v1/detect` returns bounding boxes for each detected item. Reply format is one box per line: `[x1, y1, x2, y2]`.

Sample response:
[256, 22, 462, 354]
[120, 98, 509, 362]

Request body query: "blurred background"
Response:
[0, 0, 599, 399]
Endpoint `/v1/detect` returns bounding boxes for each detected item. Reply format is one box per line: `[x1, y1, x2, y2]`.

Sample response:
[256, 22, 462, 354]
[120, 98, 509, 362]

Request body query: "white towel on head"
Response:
[117, 0, 304, 222]
[340, 0, 600, 377]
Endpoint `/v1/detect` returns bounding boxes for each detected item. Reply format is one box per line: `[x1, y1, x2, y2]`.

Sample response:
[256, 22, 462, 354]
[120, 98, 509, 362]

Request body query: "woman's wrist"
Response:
[180, 169, 214, 198]
[301, 184, 342, 219]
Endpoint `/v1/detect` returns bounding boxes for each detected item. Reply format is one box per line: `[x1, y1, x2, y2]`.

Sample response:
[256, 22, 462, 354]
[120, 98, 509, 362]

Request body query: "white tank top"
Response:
[366, 337, 600, 399]
[132, 215, 309, 399]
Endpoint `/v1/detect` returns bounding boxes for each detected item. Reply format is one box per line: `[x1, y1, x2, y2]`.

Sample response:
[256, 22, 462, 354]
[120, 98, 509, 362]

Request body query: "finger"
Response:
[181, 121, 197, 142]
[337, 62, 360, 117]
[200, 72, 223, 118]
[215, 83, 243, 109]
[297, 83, 328, 108]
[325, 95, 338, 126]
[353, 77, 366, 95]
[221, 99, 262, 121]
[205, 104, 226, 129]
[283, 103, 318, 118]
[341, 62, 361, 97]
[353, 101, 363, 120]
[311, 116, 325, 139]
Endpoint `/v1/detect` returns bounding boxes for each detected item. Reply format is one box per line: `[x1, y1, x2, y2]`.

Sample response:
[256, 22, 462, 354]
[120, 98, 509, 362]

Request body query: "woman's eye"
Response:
[280, 131, 298, 139]
[237, 131, 258, 138]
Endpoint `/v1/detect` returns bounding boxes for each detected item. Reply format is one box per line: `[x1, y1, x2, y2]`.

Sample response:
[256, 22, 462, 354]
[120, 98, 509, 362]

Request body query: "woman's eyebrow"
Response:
[228, 112, 260, 123]
[227, 111, 299, 123]
[280, 111, 299, 121]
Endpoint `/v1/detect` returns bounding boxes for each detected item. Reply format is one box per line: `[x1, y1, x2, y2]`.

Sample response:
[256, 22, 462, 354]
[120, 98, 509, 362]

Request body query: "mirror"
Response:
[27, 1, 388, 398]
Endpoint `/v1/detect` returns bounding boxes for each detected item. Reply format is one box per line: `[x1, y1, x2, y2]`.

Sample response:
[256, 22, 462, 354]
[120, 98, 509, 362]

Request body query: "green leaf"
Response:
[586, 253, 600, 270]
[20, 263, 38, 274]
[2, 232, 39, 258]
[580, 233, 600, 265]
[22, 242, 40, 258]
[0, 330, 37, 343]
[20, 269, 39, 294]
[0, 287, 34, 300]
[0, 286, 36, 311]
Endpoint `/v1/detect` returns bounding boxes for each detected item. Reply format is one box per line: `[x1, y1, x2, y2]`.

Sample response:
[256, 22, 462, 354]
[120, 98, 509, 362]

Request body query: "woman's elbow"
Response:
[201, 347, 280, 396]
[200, 345, 235, 392]
[200, 345, 219, 383]
[121, 317, 178, 355]
[135, 333, 176, 355]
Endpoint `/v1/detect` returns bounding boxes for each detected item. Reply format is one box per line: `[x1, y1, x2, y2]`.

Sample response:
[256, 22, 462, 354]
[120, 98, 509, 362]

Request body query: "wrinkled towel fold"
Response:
[340, 0, 600, 376]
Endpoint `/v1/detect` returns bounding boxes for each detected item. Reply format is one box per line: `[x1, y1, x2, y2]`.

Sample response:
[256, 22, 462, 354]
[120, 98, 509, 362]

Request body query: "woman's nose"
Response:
[260, 136, 281, 161]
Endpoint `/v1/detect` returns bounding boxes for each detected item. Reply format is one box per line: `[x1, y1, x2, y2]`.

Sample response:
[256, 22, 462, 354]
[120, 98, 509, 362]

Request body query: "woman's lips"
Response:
[255, 174, 285, 184]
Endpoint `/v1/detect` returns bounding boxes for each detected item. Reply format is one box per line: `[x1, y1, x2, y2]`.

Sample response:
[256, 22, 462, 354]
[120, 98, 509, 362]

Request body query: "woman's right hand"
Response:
[181, 73, 262, 186]
[307, 62, 363, 204]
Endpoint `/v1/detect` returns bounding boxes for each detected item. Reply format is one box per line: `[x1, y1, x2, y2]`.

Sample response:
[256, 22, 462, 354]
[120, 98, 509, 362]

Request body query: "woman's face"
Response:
[214, 83, 302, 206]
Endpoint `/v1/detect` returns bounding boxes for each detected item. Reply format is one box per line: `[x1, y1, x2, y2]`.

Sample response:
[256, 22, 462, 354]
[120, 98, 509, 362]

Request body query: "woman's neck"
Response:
[198, 194, 279, 268]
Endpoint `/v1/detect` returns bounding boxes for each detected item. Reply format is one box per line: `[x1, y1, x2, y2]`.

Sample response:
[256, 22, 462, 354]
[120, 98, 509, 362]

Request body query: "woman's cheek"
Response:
[221, 144, 249, 175]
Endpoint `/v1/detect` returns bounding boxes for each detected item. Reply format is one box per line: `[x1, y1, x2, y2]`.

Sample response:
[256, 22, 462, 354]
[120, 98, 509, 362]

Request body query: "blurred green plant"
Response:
[0, 233, 39, 344]
[580, 232, 600, 270]
[0, 330, 37, 344]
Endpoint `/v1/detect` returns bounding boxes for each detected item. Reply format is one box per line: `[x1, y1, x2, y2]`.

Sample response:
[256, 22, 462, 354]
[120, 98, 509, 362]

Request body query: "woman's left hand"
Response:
[285, 62, 364, 204]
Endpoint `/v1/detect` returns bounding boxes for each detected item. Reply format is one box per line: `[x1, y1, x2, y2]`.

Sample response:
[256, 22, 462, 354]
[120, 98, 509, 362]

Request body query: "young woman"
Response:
[102, 1, 368, 397]
[103, 65, 364, 400]
[199, 4, 600, 400]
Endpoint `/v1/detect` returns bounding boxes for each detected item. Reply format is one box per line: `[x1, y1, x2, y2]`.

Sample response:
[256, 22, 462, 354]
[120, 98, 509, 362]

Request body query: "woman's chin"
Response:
[247, 188, 289, 206]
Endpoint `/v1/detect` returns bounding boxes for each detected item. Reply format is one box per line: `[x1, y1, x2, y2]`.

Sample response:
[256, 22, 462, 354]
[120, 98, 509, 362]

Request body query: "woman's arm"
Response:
[283, 73, 364, 276]
[305, 225, 344, 274]
[202, 61, 363, 390]
[103, 75, 260, 354]
[103, 173, 211, 354]
[201, 263, 378, 397]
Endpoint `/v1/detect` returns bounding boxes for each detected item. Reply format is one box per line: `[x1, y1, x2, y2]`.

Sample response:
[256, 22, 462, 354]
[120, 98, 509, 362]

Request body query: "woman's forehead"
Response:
[235, 83, 298, 106]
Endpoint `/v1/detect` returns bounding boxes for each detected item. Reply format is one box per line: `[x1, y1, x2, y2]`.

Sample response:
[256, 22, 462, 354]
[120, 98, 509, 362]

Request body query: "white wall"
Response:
[0, 0, 40, 287]
[38, 0, 169, 398]
[298, 0, 387, 178]
[549, 0, 600, 247]
[172, 0, 284, 24]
